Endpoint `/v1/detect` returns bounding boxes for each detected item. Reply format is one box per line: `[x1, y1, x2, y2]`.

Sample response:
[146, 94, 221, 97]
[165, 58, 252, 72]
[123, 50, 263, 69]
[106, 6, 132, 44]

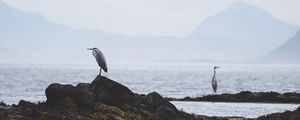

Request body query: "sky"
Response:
[2, 0, 300, 37]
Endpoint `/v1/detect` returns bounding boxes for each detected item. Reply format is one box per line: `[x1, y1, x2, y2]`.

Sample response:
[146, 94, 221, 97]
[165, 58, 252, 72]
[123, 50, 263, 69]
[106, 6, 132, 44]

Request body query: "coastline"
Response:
[166, 91, 300, 104]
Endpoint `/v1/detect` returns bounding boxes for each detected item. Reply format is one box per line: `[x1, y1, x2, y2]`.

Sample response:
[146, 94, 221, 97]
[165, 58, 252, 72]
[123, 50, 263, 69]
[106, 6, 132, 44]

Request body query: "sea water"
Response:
[0, 63, 300, 117]
[172, 101, 299, 118]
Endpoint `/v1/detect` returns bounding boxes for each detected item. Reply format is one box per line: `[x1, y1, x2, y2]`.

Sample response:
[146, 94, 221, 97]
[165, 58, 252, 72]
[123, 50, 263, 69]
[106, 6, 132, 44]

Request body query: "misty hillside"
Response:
[0, 1, 298, 64]
[191, 2, 298, 58]
[0, 1, 116, 63]
[263, 30, 300, 63]
[0, 1, 170, 64]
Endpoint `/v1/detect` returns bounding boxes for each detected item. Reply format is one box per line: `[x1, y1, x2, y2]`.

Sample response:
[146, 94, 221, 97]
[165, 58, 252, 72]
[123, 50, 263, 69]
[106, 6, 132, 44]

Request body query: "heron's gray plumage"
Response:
[92, 49, 107, 72]
[88, 48, 108, 75]
[211, 66, 219, 93]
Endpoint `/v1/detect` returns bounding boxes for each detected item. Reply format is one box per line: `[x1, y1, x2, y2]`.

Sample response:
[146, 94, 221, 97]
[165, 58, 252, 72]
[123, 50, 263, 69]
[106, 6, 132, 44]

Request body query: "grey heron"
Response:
[211, 66, 220, 94]
[87, 48, 108, 75]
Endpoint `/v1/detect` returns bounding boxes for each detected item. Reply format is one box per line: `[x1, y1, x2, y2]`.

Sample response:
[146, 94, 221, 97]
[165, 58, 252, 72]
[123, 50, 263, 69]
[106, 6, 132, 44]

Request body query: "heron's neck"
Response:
[92, 50, 97, 57]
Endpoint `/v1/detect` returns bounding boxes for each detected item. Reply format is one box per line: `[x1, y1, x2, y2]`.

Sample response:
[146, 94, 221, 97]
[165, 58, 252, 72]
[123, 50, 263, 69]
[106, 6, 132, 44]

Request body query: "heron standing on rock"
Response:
[211, 66, 220, 94]
[87, 48, 108, 75]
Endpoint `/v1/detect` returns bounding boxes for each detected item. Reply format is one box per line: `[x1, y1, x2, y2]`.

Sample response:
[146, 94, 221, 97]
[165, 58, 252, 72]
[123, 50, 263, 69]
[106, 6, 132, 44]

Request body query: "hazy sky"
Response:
[3, 0, 300, 37]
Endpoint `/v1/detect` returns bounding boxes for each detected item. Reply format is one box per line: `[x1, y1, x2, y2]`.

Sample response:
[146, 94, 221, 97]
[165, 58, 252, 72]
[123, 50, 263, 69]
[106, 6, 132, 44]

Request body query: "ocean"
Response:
[0, 63, 299, 117]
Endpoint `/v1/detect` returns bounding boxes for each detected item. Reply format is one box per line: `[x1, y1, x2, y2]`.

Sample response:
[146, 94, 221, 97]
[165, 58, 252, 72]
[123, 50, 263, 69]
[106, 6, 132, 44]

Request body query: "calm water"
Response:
[0, 63, 300, 117]
[172, 101, 299, 118]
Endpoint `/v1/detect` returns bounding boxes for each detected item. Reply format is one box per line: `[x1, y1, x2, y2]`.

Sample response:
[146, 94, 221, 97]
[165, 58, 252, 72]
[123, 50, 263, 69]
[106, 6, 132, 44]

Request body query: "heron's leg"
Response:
[99, 68, 102, 76]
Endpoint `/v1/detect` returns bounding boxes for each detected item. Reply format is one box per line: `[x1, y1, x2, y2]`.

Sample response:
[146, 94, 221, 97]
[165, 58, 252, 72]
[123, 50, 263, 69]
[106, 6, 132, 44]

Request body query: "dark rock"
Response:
[154, 105, 179, 120]
[167, 91, 300, 104]
[18, 100, 37, 109]
[79, 90, 95, 108]
[18, 100, 40, 119]
[76, 83, 90, 90]
[45, 83, 78, 104]
[257, 107, 300, 120]
[0, 101, 9, 111]
[89, 75, 136, 106]
[145, 92, 178, 112]
[0, 101, 7, 106]
[45, 83, 94, 109]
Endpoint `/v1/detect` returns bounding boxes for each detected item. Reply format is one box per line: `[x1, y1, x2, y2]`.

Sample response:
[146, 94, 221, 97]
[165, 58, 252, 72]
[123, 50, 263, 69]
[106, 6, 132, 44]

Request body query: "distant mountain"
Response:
[0, 1, 298, 64]
[0, 1, 199, 64]
[263, 30, 300, 63]
[191, 2, 298, 58]
[0, 1, 125, 63]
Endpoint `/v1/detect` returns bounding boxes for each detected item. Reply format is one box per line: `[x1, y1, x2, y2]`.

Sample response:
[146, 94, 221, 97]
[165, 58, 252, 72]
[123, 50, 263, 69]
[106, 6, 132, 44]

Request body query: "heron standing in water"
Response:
[87, 48, 108, 75]
[211, 66, 220, 94]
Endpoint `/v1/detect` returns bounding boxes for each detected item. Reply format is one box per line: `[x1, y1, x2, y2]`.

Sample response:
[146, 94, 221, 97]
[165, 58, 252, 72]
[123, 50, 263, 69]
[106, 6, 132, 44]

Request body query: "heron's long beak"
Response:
[216, 66, 220, 69]
[87, 48, 93, 50]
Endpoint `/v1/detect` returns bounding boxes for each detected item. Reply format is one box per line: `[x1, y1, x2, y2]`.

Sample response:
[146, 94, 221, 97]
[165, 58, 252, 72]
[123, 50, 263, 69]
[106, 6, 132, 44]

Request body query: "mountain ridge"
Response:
[263, 29, 300, 63]
[0, 1, 298, 63]
[191, 2, 298, 58]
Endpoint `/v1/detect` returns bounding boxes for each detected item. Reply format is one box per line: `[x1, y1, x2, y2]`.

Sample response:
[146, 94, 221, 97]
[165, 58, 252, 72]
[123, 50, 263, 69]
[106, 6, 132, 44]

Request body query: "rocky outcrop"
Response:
[89, 76, 136, 106]
[257, 107, 300, 120]
[43, 76, 184, 119]
[166, 91, 300, 104]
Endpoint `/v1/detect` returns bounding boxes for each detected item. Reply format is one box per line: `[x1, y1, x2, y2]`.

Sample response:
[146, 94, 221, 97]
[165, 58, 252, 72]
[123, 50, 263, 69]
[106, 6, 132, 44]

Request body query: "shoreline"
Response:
[166, 91, 300, 104]
[171, 100, 300, 105]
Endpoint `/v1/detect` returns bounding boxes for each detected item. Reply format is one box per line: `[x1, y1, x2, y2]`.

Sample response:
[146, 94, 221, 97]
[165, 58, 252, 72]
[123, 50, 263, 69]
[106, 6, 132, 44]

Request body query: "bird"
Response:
[87, 48, 108, 75]
[211, 66, 220, 94]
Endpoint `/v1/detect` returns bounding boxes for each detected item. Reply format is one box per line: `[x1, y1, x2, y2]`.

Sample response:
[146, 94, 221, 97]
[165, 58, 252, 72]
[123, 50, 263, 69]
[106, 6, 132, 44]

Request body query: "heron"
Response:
[87, 48, 108, 75]
[211, 66, 220, 94]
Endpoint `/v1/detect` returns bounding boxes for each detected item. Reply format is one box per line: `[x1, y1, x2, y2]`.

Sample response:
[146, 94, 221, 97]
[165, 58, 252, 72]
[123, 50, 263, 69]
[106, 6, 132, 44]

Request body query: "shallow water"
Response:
[0, 63, 300, 117]
[172, 101, 299, 118]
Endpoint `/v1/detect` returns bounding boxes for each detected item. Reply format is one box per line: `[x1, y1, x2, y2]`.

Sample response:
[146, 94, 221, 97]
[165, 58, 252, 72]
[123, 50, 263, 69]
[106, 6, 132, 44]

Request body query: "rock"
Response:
[45, 83, 77, 104]
[45, 83, 94, 109]
[89, 76, 136, 106]
[0, 101, 10, 111]
[16, 100, 40, 119]
[142, 92, 181, 120]
[18, 100, 37, 109]
[257, 107, 300, 120]
[0, 101, 7, 106]
[77, 88, 95, 109]
[76, 83, 90, 90]
[167, 91, 300, 104]
[42, 76, 191, 119]
[145, 92, 178, 112]
[154, 105, 179, 120]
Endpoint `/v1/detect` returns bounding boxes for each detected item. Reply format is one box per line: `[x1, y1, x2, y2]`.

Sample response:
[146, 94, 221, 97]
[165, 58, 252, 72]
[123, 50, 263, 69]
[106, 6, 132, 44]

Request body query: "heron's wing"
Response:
[93, 49, 108, 72]
[214, 81, 217, 92]
[212, 80, 217, 93]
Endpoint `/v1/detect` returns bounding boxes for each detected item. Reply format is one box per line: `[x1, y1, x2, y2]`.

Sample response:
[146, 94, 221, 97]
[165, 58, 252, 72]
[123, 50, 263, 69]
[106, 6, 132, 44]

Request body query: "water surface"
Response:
[172, 101, 299, 118]
[0, 63, 299, 117]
